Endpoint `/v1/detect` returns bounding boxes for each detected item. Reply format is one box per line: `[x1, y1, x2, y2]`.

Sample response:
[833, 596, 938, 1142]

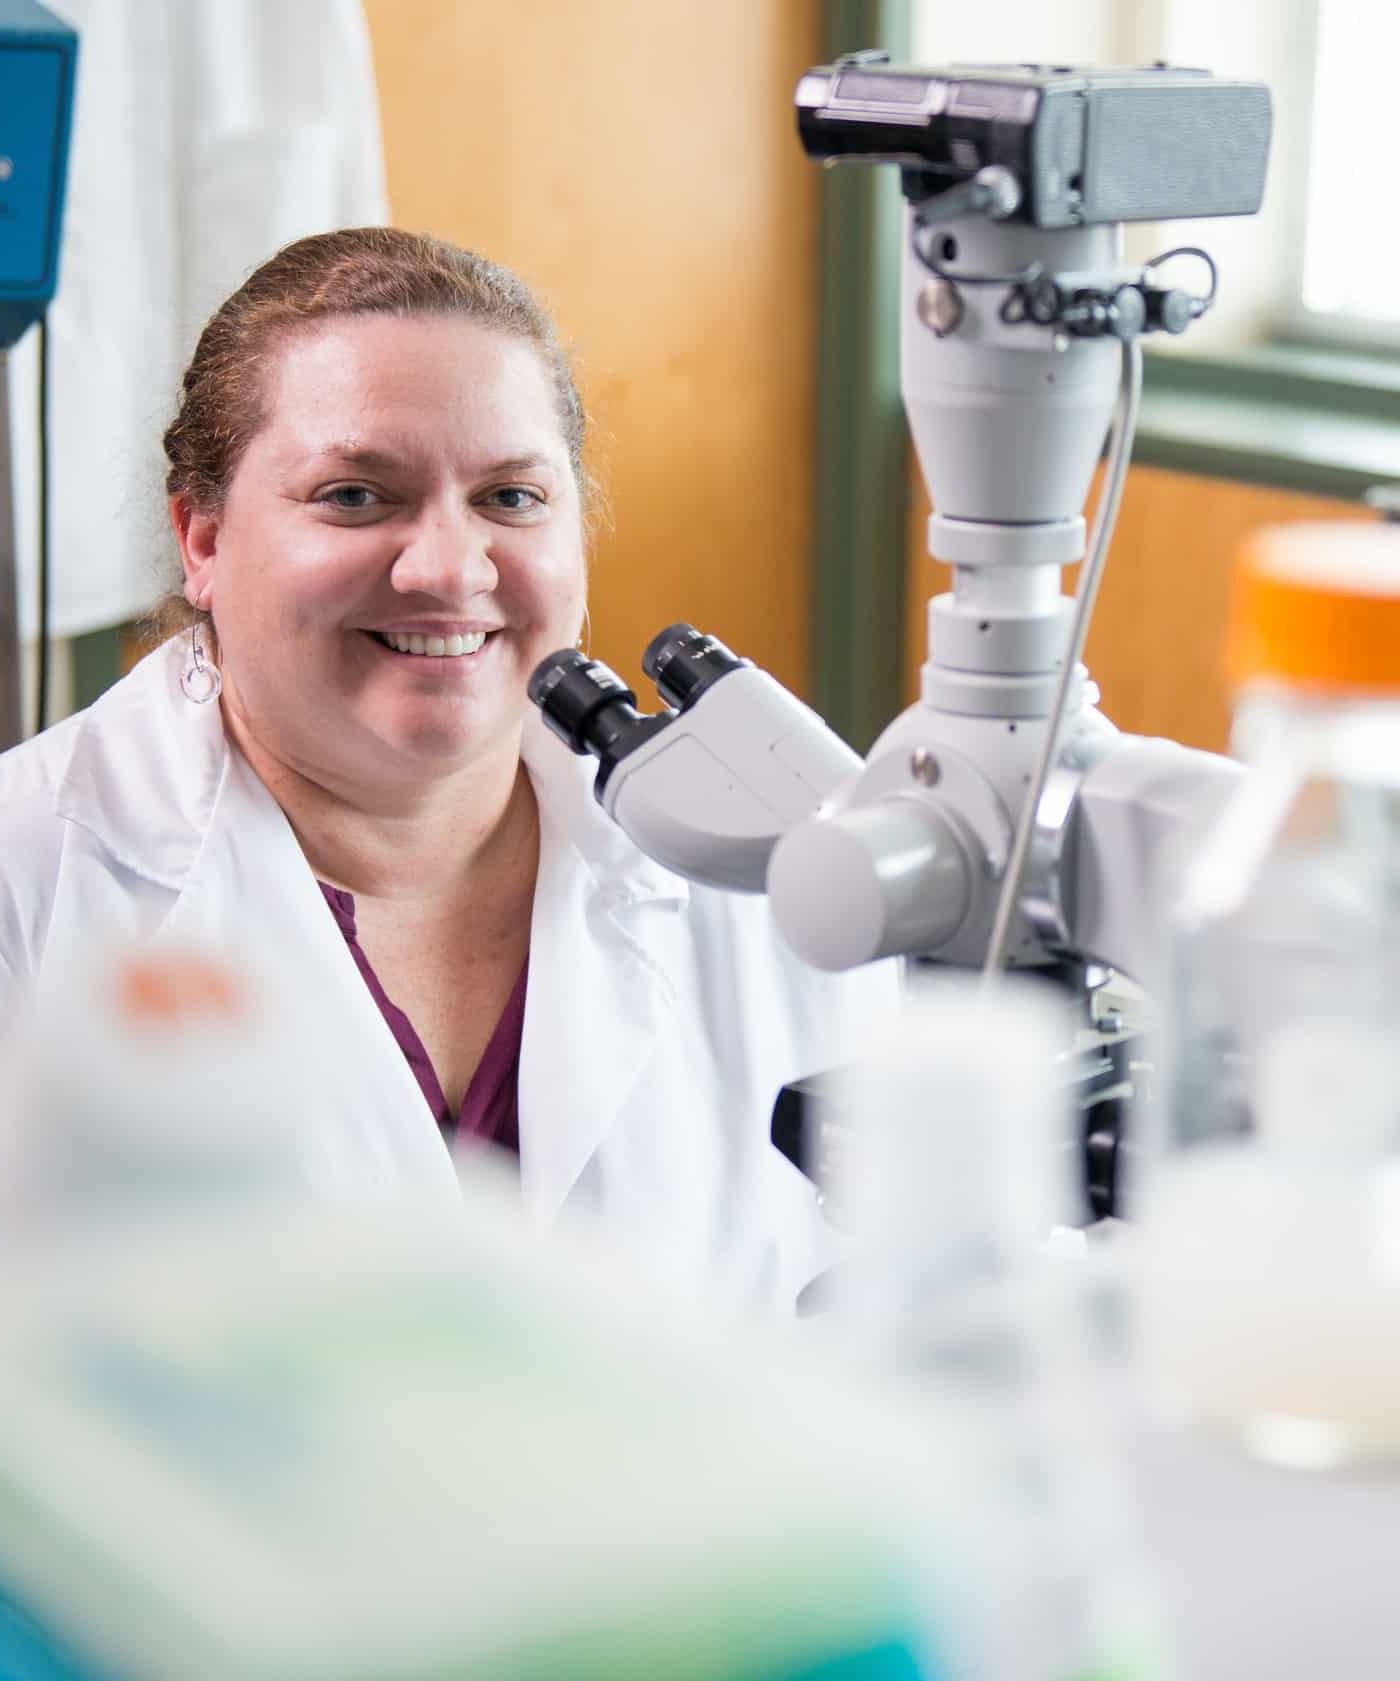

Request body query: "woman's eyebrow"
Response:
[305, 444, 405, 473]
[303, 446, 560, 476]
[479, 453, 560, 476]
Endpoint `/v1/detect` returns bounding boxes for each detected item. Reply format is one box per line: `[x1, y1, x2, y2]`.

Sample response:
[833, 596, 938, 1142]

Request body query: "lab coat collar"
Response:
[57, 639, 228, 892]
[161, 740, 466, 1202]
[56, 641, 461, 1199]
[517, 709, 690, 913]
[516, 710, 692, 1220]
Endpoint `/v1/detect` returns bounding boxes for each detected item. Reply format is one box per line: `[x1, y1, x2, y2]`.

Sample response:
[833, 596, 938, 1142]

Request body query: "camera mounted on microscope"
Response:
[796, 58, 1270, 227]
[797, 57, 1271, 343]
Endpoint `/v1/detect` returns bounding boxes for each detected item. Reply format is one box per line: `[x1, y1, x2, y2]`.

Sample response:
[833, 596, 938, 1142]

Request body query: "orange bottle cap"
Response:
[1226, 523, 1400, 692]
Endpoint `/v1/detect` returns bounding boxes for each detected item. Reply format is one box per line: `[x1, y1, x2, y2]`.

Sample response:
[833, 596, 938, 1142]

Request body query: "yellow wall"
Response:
[906, 464, 1374, 753]
[363, 1, 821, 701]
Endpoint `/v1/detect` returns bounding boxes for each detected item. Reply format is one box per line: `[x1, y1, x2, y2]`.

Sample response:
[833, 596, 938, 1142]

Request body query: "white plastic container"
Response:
[829, 977, 1168, 1681]
[1140, 523, 1400, 1467]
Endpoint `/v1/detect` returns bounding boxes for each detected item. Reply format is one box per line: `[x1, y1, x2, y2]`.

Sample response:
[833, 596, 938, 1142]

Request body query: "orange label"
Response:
[114, 955, 246, 1028]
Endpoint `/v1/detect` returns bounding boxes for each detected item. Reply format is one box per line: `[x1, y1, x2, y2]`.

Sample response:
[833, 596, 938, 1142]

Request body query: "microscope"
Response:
[530, 59, 1272, 1217]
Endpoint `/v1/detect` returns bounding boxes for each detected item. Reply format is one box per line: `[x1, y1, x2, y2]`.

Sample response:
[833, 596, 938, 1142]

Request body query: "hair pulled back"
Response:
[164, 226, 587, 517]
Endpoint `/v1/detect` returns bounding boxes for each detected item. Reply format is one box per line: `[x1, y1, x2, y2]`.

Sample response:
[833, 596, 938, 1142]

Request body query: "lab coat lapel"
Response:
[516, 719, 689, 1223]
[155, 744, 461, 1203]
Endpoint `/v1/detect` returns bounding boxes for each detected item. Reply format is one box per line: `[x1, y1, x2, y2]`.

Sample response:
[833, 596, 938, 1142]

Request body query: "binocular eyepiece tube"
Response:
[528, 624, 749, 793]
[641, 623, 748, 709]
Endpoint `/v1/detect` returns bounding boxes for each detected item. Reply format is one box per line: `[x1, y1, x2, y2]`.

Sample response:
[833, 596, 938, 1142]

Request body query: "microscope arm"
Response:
[765, 725, 1242, 980]
[600, 666, 862, 892]
[1065, 736, 1242, 982]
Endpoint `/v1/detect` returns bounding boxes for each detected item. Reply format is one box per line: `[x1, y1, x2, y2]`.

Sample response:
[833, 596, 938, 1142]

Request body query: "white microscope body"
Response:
[766, 208, 1240, 983]
[531, 59, 1271, 1000]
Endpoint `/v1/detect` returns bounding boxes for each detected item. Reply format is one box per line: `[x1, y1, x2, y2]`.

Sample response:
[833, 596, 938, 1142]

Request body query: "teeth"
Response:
[379, 630, 487, 657]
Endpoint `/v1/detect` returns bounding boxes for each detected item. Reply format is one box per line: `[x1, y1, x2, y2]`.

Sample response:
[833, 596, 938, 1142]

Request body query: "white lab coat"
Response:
[0, 640, 898, 1308]
[11, 0, 388, 640]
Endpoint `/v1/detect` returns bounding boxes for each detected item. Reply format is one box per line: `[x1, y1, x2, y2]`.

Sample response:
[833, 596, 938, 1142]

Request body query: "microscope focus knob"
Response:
[1144, 285, 1194, 334]
[766, 799, 972, 970]
[1058, 283, 1147, 341]
[1107, 283, 1147, 340]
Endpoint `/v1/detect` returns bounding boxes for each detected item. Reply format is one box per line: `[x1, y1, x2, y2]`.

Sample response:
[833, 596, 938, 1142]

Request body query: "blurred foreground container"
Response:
[828, 979, 1170, 1681]
[0, 945, 952, 1681]
[1144, 522, 1400, 1468]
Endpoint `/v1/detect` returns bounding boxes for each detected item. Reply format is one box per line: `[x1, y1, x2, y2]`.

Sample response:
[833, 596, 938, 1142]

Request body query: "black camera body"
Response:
[795, 60, 1271, 227]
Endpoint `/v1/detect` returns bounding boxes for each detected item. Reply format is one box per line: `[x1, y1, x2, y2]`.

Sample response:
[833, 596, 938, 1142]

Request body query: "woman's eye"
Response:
[319, 484, 381, 512]
[484, 486, 546, 515]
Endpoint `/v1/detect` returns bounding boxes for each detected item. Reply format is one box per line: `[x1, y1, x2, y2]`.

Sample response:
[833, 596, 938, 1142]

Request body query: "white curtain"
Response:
[9, 0, 389, 641]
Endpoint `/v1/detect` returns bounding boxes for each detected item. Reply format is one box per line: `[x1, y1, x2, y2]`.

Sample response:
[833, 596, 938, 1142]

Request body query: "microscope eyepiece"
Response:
[528, 648, 638, 755]
[641, 623, 749, 711]
[528, 648, 672, 795]
[531, 626, 757, 805]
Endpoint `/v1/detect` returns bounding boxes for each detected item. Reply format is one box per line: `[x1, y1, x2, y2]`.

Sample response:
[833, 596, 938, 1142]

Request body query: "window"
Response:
[1294, 0, 1400, 340]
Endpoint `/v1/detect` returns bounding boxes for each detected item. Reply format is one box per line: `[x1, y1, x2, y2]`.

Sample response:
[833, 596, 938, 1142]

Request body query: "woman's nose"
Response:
[390, 506, 498, 597]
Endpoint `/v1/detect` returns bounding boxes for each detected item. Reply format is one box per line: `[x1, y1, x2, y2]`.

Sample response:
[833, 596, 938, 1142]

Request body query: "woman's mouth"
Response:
[367, 629, 490, 658]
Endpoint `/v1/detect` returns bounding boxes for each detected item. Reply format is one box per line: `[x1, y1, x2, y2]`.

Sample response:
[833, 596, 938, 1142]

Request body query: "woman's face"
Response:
[175, 313, 586, 792]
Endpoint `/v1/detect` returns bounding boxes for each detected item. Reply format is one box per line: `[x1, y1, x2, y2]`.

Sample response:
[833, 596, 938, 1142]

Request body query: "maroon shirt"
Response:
[318, 882, 525, 1153]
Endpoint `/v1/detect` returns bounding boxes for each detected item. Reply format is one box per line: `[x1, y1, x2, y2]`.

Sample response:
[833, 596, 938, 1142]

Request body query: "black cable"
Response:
[34, 314, 50, 733]
[1144, 245, 1219, 317]
[911, 213, 1043, 288]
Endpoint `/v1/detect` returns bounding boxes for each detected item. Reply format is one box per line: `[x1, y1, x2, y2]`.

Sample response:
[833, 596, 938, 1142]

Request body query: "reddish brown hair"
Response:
[165, 226, 587, 510]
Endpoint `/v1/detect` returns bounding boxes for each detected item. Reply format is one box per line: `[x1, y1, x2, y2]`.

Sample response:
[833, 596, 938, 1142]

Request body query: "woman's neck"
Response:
[223, 705, 538, 909]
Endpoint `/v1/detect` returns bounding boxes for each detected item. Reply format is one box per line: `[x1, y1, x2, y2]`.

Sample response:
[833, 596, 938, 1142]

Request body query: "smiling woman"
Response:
[177, 314, 586, 790]
[0, 227, 896, 1310]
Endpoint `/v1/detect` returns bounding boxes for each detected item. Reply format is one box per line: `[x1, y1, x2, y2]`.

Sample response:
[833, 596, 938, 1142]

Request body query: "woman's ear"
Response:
[169, 493, 220, 608]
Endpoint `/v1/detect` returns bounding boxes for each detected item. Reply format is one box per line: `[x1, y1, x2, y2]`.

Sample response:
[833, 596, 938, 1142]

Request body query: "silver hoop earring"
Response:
[180, 617, 222, 705]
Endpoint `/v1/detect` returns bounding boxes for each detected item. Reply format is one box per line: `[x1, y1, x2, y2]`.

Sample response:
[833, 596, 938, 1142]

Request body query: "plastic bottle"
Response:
[1140, 521, 1400, 1468]
[829, 975, 1168, 1681]
[2, 941, 339, 1223]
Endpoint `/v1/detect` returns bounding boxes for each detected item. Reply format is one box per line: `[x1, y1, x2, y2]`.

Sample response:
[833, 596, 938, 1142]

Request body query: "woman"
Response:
[0, 229, 894, 1307]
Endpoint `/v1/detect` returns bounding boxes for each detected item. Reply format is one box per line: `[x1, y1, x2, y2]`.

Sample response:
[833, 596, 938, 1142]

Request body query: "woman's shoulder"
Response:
[0, 707, 93, 994]
[0, 645, 163, 829]
[0, 637, 182, 775]
[0, 640, 225, 914]
[0, 706, 88, 843]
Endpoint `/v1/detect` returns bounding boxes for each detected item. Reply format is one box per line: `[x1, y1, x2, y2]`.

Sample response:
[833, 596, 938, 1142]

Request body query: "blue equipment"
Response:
[0, 0, 76, 749]
[0, 0, 76, 348]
